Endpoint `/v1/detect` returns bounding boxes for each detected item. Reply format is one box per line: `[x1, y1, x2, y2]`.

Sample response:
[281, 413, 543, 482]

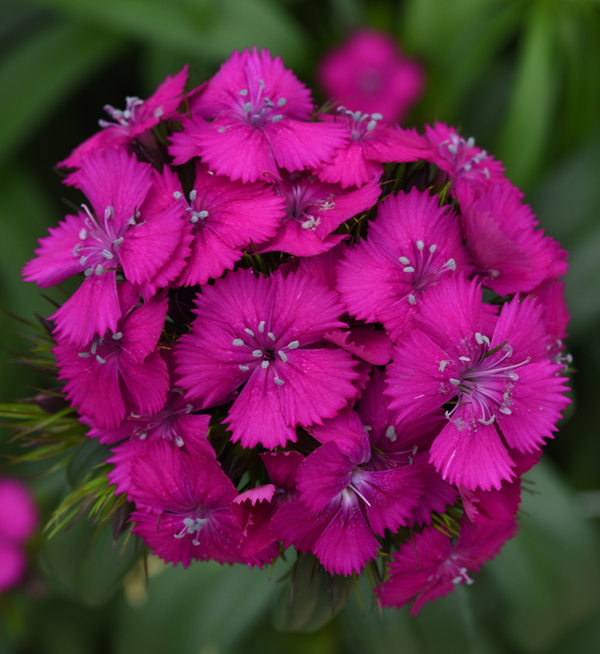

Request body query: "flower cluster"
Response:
[24, 46, 570, 615]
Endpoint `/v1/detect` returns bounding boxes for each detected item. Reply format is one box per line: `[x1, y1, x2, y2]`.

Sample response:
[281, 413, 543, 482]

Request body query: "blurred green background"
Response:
[2, 0, 600, 652]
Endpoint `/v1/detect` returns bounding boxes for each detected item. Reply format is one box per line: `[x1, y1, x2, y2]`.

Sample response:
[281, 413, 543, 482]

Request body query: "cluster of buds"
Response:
[23, 47, 570, 615]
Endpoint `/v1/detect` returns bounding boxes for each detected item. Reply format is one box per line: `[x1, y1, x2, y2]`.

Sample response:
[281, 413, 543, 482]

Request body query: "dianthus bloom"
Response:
[22, 47, 571, 621]
[0, 478, 38, 593]
[317, 30, 424, 123]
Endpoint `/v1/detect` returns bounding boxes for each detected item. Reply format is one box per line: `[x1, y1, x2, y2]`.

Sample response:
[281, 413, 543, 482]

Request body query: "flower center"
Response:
[399, 240, 456, 305]
[336, 106, 382, 141]
[446, 335, 530, 425]
[99, 96, 145, 130]
[438, 133, 490, 180]
[237, 83, 287, 129]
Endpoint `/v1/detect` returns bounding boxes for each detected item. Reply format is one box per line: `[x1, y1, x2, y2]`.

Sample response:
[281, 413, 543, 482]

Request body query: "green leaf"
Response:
[40, 517, 139, 606]
[114, 557, 285, 654]
[30, 0, 307, 65]
[0, 20, 123, 169]
[496, 3, 558, 189]
[272, 553, 350, 633]
[66, 438, 112, 489]
[485, 460, 600, 651]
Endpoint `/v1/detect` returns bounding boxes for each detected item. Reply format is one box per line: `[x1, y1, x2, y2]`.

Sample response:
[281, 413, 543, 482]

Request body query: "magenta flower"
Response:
[317, 30, 424, 123]
[458, 182, 568, 296]
[386, 275, 570, 490]
[258, 169, 381, 256]
[0, 478, 38, 594]
[23, 148, 185, 345]
[424, 123, 505, 192]
[176, 269, 360, 449]
[53, 282, 169, 429]
[170, 161, 285, 286]
[58, 66, 189, 169]
[188, 47, 348, 183]
[377, 518, 517, 615]
[274, 406, 422, 576]
[337, 188, 472, 342]
[532, 280, 572, 367]
[130, 441, 272, 567]
[316, 111, 432, 189]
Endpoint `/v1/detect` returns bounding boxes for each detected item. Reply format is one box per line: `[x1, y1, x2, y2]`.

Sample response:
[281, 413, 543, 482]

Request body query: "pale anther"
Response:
[244, 328, 255, 337]
[449, 378, 460, 386]
[268, 332, 275, 341]
[288, 340, 299, 349]
[278, 350, 288, 363]
[371, 113, 382, 120]
[173, 191, 182, 199]
[408, 294, 416, 305]
[112, 332, 123, 340]
[79, 228, 87, 240]
[366, 120, 377, 131]
[261, 360, 270, 369]
[399, 256, 410, 265]
[277, 97, 286, 107]
[385, 425, 397, 442]
[239, 89, 248, 96]
[429, 244, 437, 253]
[459, 356, 470, 362]
[95, 264, 104, 276]
[189, 189, 197, 202]
[252, 349, 263, 358]
[78, 352, 90, 358]
[416, 240, 424, 251]
[113, 237, 124, 246]
[105, 206, 114, 220]
[274, 377, 284, 386]
[102, 249, 113, 260]
[403, 266, 415, 273]
[232, 339, 244, 346]
[239, 365, 249, 371]
[96, 355, 107, 364]
[258, 321, 265, 333]
[272, 115, 283, 123]
[447, 144, 458, 155]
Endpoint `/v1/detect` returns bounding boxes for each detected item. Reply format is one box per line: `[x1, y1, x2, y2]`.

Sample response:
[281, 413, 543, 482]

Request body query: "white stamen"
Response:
[449, 378, 460, 386]
[447, 144, 458, 155]
[239, 365, 249, 371]
[239, 89, 248, 96]
[232, 339, 244, 347]
[274, 377, 284, 386]
[445, 258, 456, 271]
[416, 240, 424, 251]
[105, 206, 114, 220]
[408, 294, 417, 305]
[261, 360, 270, 369]
[78, 352, 90, 358]
[478, 416, 495, 425]
[385, 425, 397, 442]
[268, 332, 275, 341]
[366, 119, 377, 131]
[252, 349, 263, 358]
[258, 321, 265, 333]
[271, 114, 283, 123]
[79, 228, 87, 240]
[403, 266, 415, 273]
[173, 191, 182, 199]
[439, 360, 450, 372]
[84, 268, 94, 277]
[288, 340, 299, 349]
[189, 189, 197, 202]
[277, 97, 286, 107]
[174, 435, 184, 447]
[398, 256, 410, 265]
[95, 264, 104, 275]
[112, 332, 123, 340]
[96, 355, 106, 364]
[371, 113, 382, 120]
[278, 350, 288, 363]
[429, 244, 437, 253]
[459, 356, 470, 362]
[102, 249, 113, 260]
[244, 328, 255, 337]
[113, 237, 124, 246]
[499, 406, 512, 415]
[243, 102, 252, 113]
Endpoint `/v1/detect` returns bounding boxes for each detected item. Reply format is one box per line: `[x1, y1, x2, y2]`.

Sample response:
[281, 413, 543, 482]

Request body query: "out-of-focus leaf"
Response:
[0, 20, 123, 168]
[272, 553, 350, 633]
[115, 557, 286, 654]
[40, 516, 138, 606]
[485, 460, 600, 651]
[31, 0, 307, 65]
[496, 3, 557, 189]
[530, 133, 600, 339]
[399, 0, 522, 121]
